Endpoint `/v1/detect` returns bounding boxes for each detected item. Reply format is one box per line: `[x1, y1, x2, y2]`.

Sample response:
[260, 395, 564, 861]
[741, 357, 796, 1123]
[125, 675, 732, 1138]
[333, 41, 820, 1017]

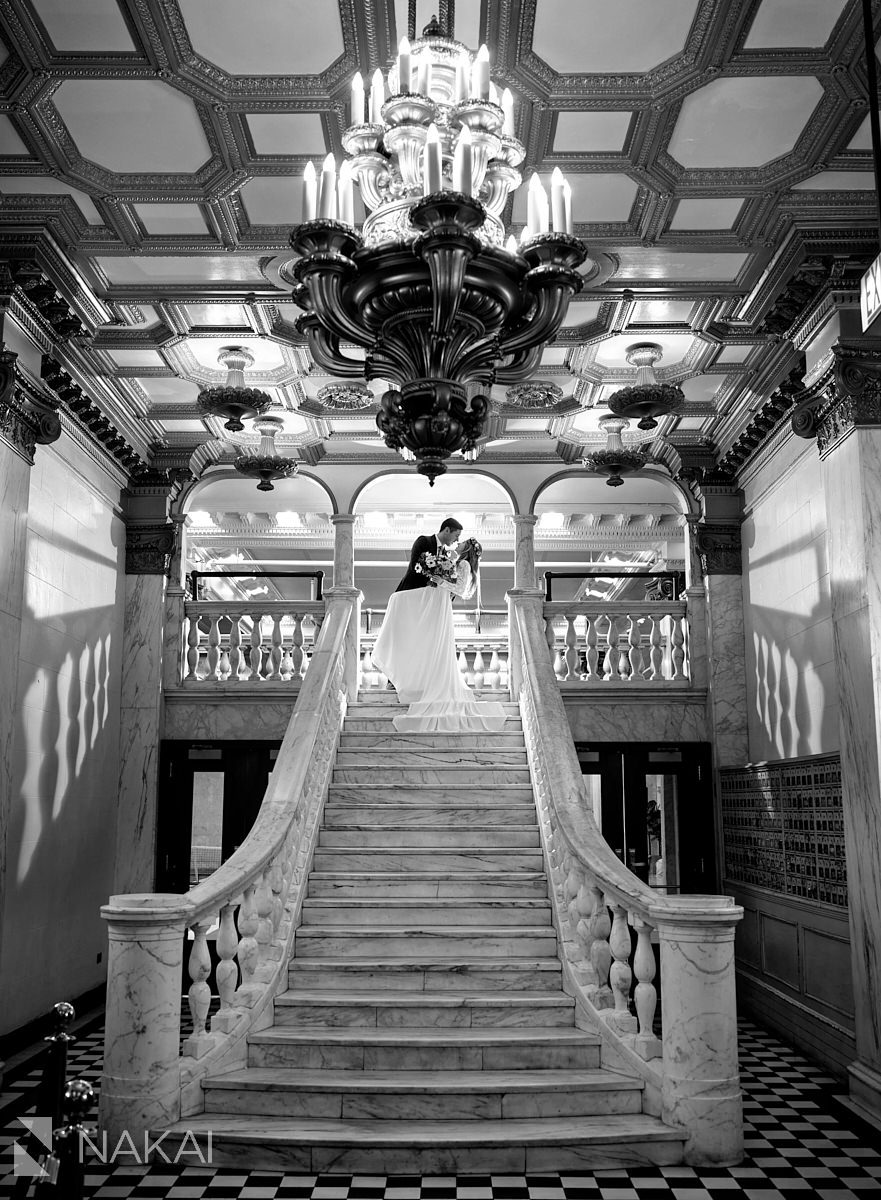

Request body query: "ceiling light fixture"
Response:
[605, 342, 685, 430]
[196, 346, 272, 432]
[581, 415, 647, 487]
[233, 415, 299, 492]
[289, 14, 589, 484]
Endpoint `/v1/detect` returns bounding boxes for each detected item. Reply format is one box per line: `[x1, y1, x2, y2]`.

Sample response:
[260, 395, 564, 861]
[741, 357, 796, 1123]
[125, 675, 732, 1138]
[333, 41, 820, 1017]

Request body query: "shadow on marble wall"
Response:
[2, 585, 124, 1033]
[741, 528, 836, 761]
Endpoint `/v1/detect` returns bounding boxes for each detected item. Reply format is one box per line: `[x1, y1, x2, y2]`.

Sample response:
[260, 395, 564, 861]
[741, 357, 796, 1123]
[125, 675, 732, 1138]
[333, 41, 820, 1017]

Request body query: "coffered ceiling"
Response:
[0, 0, 877, 480]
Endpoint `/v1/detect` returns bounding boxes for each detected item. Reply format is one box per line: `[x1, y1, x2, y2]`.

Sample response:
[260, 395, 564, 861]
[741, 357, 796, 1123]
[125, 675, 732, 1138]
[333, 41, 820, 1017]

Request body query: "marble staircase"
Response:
[167, 695, 686, 1173]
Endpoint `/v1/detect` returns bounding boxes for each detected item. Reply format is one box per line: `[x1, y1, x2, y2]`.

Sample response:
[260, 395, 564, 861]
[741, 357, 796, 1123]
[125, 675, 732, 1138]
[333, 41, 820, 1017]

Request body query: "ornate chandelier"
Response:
[233, 415, 299, 492]
[196, 346, 272, 432]
[581, 416, 647, 487]
[289, 14, 589, 483]
[606, 342, 685, 430]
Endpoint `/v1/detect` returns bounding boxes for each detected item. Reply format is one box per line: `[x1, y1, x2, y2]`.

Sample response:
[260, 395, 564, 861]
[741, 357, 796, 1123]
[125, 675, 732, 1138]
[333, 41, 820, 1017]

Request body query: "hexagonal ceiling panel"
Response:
[668, 76, 824, 168]
[554, 112, 632, 153]
[592, 332, 696, 370]
[743, 0, 847, 48]
[532, 0, 699, 73]
[179, 0, 344, 75]
[32, 0, 136, 51]
[246, 113, 327, 156]
[54, 80, 211, 173]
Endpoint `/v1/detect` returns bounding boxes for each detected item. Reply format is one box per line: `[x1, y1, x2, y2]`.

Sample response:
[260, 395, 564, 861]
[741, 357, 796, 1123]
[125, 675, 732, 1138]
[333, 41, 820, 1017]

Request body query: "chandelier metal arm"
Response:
[494, 344, 544, 384]
[298, 315, 367, 378]
[498, 271, 581, 358]
[296, 259, 373, 351]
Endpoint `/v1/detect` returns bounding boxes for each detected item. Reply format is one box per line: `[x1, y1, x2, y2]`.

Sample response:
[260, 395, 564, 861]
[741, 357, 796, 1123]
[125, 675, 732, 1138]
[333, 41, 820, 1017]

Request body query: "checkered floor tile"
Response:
[1, 1019, 879, 1197]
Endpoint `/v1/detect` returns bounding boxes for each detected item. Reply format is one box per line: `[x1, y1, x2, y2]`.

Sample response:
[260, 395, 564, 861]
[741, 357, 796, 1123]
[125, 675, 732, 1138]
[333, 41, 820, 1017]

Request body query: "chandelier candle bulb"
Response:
[302, 160, 317, 221]
[318, 153, 337, 219]
[369, 68, 385, 123]
[338, 160, 354, 225]
[505, 234, 518, 254]
[502, 87, 515, 135]
[415, 51, 430, 95]
[527, 172, 547, 236]
[456, 53, 470, 101]
[472, 44, 490, 100]
[563, 177, 573, 235]
[397, 37, 411, 93]
[551, 167, 567, 233]
[423, 122, 443, 195]
[350, 71, 365, 125]
[453, 123, 473, 195]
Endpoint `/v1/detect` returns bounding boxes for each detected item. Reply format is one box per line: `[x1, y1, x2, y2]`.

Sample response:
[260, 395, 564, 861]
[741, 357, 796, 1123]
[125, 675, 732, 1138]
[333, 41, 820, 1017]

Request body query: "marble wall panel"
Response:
[162, 696, 295, 741]
[741, 441, 837, 761]
[1, 442, 124, 1034]
[705, 574, 749, 768]
[561, 694, 708, 744]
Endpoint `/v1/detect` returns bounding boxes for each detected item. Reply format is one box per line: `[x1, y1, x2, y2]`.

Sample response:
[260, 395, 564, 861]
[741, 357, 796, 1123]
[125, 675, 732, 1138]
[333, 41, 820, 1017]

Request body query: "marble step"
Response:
[332, 767, 532, 786]
[326, 786, 534, 805]
[322, 805, 537, 828]
[317, 826, 540, 849]
[344, 718, 524, 734]
[201, 1066, 643, 1121]
[293, 926, 558, 959]
[335, 750, 527, 769]
[353, 696, 520, 710]
[340, 733, 527, 751]
[300, 899, 551, 927]
[311, 847, 545, 873]
[157, 1113, 683, 1172]
[272, 989, 573, 1028]
[287, 958, 564, 993]
[306, 873, 549, 899]
[247, 1025, 601, 1071]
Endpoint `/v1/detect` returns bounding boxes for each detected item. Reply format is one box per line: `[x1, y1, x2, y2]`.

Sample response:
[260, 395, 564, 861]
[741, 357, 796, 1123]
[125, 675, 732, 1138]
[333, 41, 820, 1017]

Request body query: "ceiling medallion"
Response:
[196, 346, 272, 432]
[316, 383, 374, 411]
[505, 381, 564, 409]
[233, 415, 298, 492]
[606, 343, 686, 431]
[290, 16, 589, 484]
[581, 416, 647, 488]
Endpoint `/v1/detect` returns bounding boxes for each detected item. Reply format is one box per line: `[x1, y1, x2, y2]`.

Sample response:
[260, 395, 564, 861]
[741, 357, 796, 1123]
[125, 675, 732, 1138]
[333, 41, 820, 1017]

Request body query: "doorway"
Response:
[156, 740, 282, 892]
[575, 742, 716, 894]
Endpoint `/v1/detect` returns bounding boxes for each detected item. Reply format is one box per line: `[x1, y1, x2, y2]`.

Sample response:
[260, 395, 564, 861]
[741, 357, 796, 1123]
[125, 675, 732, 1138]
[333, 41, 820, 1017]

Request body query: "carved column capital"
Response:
[124, 522, 176, 576]
[791, 341, 881, 457]
[695, 522, 743, 577]
[0, 348, 62, 465]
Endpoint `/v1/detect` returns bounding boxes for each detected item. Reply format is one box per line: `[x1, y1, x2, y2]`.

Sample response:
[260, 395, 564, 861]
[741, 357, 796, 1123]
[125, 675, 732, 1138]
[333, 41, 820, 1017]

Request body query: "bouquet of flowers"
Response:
[414, 548, 457, 585]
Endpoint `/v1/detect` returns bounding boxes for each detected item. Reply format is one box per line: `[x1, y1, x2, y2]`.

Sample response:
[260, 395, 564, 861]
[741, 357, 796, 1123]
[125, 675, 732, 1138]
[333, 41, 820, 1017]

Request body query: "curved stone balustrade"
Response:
[544, 600, 690, 683]
[99, 590, 357, 1143]
[511, 593, 742, 1166]
[181, 601, 325, 684]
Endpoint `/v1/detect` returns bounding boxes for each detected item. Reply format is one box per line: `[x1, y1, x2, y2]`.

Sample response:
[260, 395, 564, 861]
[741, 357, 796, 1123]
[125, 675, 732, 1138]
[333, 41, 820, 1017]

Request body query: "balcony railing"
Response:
[544, 599, 690, 684]
[181, 601, 324, 684]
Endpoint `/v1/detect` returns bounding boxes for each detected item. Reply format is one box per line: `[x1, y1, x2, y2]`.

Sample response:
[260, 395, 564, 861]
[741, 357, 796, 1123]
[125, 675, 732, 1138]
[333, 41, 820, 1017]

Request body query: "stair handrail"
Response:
[511, 592, 743, 1167]
[99, 588, 359, 1144]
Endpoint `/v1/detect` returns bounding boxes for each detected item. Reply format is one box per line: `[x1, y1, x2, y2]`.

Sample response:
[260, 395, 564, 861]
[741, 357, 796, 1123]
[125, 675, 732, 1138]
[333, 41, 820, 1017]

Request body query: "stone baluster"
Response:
[545, 615, 556, 664]
[291, 614, 305, 678]
[248, 612, 264, 681]
[499, 654, 509, 690]
[627, 614, 641, 679]
[255, 868, 274, 966]
[268, 614, 284, 680]
[182, 921, 214, 1058]
[473, 648, 486, 688]
[212, 903, 240, 1033]
[218, 637, 231, 680]
[585, 614, 599, 679]
[487, 648, 500, 690]
[601, 613, 615, 681]
[604, 904, 637, 1034]
[269, 858, 284, 941]
[632, 916, 662, 1059]
[206, 614, 221, 680]
[647, 614, 663, 680]
[235, 883, 260, 1002]
[227, 614, 242, 681]
[671, 615, 686, 680]
[588, 886, 613, 1006]
[564, 614, 579, 680]
[185, 614, 200, 681]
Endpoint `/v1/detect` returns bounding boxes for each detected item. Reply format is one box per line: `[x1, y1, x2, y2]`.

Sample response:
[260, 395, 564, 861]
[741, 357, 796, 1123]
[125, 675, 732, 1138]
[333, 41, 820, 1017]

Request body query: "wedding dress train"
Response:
[371, 564, 507, 733]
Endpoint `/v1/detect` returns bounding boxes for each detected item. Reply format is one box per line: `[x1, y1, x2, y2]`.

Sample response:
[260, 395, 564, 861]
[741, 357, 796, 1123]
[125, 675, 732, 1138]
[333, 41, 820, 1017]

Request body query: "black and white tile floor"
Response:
[1, 1019, 879, 1198]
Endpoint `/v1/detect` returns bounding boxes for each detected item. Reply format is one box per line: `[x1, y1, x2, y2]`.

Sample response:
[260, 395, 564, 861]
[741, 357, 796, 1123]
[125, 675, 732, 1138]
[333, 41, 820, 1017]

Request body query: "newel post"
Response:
[99, 895, 190, 1142]
[323, 585, 361, 699]
[654, 901, 743, 1166]
[507, 514, 540, 698]
[330, 515, 361, 697]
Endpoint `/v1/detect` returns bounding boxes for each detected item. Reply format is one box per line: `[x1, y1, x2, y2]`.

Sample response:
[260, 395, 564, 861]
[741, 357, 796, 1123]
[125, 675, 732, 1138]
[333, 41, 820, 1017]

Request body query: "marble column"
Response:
[114, 519, 175, 896]
[161, 515, 187, 693]
[330, 516, 360, 697]
[506, 515, 540, 699]
[798, 340, 881, 1122]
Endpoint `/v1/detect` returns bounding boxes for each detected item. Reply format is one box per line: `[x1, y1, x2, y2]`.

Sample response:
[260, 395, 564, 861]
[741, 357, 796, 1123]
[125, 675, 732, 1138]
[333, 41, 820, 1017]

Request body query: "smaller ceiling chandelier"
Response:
[581, 415, 647, 487]
[606, 343, 685, 430]
[196, 346, 272, 432]
[234, 414, 299, 492]
[289, 14, 589, 484]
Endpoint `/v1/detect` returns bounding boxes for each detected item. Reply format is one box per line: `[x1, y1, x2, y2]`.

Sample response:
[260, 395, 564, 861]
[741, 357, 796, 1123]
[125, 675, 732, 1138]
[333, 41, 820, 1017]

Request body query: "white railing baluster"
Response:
[291, 614, 305, 678]
[212, 903, 240, 1033]
[605, 904, 637, 1035]
[228, 613, 242, 681]
[564, 614, 579, 680]
[182, 921, 214, 1058]
[185, 615, 201, 681]
[206, 615, 221, 680]
[633, 917, 662, 1058]
[585, 614, 599, 679]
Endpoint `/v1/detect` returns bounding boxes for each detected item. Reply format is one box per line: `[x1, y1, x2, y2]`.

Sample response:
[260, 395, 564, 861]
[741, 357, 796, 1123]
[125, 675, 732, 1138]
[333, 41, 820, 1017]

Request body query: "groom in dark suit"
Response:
[394, 517, 463, 592]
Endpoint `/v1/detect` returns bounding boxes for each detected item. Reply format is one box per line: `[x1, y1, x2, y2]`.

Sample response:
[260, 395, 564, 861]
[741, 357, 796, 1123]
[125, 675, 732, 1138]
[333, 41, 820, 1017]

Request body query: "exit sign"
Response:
[861, 252, 881, 331]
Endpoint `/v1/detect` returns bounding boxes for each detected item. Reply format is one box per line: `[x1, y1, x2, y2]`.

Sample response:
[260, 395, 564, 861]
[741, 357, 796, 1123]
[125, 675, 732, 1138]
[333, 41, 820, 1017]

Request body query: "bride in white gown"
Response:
[371, 537, 507, 733]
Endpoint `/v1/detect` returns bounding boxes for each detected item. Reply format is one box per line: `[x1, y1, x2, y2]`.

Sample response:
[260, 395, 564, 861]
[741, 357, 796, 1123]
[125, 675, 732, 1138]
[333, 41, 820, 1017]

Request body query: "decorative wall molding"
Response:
[124, 521, 176, 575]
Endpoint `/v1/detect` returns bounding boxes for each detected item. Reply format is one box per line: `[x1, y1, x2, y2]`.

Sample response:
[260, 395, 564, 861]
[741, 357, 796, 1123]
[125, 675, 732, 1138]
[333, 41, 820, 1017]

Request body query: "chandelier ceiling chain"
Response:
[289, 16, 590, 483]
